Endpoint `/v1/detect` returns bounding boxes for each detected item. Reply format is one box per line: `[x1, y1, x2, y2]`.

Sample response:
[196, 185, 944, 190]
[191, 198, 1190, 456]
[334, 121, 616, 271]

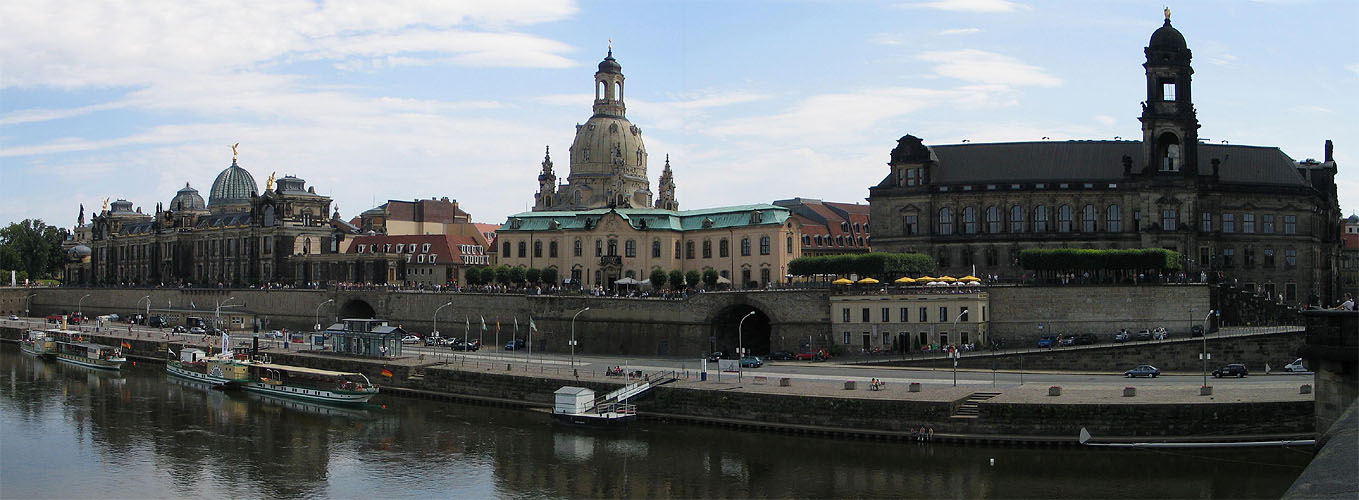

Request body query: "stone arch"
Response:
[707, 304, 773, 356]
[339, 298, 375, 319]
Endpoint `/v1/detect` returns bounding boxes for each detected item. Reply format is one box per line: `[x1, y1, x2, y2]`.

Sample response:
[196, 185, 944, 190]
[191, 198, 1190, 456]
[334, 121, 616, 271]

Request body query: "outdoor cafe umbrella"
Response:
[857, 277, 880, 284]
[893, 276, 916, 284]
[938, 276, 958, 282]
[832, 278, 854, 285]
[716, 275, 732, 284]
[961, 275, 982, 282]
[918, 276, 937, 282]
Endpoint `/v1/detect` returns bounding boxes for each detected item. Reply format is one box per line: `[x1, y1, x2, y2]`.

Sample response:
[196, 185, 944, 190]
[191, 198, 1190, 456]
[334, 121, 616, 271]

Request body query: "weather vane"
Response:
[231, 142, 239, 161]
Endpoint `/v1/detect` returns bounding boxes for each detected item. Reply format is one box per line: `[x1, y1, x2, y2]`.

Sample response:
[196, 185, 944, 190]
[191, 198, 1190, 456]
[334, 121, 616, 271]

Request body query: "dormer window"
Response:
[384, 244, 391, 253]
[417, 254, 425, 263]
[357, 244, 366, 253]
[396, 244, 404, 253]
[429, 254, 437, 263]
[423, 243, 431, 253]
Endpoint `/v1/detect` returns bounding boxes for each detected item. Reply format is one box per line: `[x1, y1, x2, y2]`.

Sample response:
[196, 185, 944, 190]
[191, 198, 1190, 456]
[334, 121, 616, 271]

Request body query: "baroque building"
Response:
[774, 198, 872, 256]
[501, 49, 800, 289]
[74, 153, 342, 286]
[867, 14, 1342, 305]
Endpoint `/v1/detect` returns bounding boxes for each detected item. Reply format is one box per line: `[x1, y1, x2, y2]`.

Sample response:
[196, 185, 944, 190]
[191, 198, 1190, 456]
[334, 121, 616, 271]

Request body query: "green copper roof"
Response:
[498, 205, 791, 233]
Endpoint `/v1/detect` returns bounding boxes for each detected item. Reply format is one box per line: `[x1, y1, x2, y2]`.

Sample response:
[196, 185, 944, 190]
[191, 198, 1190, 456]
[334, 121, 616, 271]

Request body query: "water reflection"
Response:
[1, 343, 1311, 499]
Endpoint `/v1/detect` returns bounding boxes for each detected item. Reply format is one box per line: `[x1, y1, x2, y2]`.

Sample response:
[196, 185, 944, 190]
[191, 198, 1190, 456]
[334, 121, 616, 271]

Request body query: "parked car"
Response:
[1058, 335, 1076, 347]
[262, 330, 284, 339]
[425, 335, 444, 346]
[1037, 336, 1057, 348]
[1124, 364, 1161, 378]
[1152, 327, 1168, 340]
[769, 351, 795, 361]
[173, 325, 187, 333]
[1190, 325, 1204, 337]
[189, 327, 206, 335]
[504, 338, 526, 351]
[7, 314, 17, 321]
[794, 350, 827, 361]
[1075, 333, 1098, 345]
[1133, 329, 1153, 341]
[1113, 330, 1130, 343]
[1284, 358, 1307, 372]
[401, 335, 421, 345]
[706, 351, 726, 362]
[453, 339, 481, 351]
[740, 356, 764, 368]
[1212, 363, 1249, 378]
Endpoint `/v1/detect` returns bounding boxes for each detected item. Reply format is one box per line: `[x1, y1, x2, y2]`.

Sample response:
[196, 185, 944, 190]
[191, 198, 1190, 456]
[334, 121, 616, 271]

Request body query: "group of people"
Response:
[915, 424, 935, 442]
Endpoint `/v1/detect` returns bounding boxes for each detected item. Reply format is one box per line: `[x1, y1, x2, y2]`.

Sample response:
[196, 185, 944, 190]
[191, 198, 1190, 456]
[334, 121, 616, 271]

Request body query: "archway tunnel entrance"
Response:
[710, 306, 771, 356]
[338, 299, 375, 320]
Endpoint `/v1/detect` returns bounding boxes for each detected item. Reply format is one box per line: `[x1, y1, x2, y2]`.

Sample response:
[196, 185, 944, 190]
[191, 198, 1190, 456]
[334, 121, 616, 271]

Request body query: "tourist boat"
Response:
[166, 348, 251, 387]
[19, 330, 56, 359]
[238, 362, 378, 405]
[52, 339, 126, 370]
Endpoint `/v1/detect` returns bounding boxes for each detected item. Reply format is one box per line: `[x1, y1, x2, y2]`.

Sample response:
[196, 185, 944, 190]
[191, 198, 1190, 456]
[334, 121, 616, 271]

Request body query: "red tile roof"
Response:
[346, 234, 489, 265]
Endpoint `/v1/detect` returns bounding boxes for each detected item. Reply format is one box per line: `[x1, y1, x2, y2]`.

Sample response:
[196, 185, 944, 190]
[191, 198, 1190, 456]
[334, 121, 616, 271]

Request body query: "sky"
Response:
[2, 0, 1356, 232]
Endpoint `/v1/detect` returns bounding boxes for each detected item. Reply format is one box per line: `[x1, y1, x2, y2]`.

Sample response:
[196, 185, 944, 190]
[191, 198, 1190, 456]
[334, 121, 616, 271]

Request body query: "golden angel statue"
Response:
[231, 142, 240, 161]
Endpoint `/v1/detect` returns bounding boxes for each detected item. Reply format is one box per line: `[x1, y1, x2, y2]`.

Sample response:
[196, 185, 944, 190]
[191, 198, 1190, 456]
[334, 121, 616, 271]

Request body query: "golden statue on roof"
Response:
[231, 142, 239, 161]
[102, 197, 109, 212]
[1164, 6, 1171, 20]
[267, 172, 276, 191]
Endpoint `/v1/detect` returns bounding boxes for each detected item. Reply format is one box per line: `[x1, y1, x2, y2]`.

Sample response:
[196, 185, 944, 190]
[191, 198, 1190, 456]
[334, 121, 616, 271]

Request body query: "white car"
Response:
[262, 330, 284, 339]
[7, 315, 17, 321]
[1284, 358, 1307, 372]
[402, 335, 421, 345]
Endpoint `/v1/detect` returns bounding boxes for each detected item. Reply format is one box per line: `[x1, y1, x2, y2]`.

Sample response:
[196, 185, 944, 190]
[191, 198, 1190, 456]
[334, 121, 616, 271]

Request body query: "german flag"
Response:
[380, 368, 394, 377]
[120, 341, 132, 349]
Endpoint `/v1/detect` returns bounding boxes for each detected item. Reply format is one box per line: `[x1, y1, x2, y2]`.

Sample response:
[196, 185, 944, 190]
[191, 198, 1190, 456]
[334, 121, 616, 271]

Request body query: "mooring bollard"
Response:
[1200, 386, 1213, 396]
[1300, 384, 1312, 394]
[909, 382, 921, 392]
[1123, 387, 1136, 397]
[1048, 386, 1062, 396]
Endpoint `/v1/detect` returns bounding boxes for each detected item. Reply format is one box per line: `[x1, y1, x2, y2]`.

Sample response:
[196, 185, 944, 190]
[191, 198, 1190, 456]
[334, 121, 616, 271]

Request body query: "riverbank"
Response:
[1, 325, 1315, 445]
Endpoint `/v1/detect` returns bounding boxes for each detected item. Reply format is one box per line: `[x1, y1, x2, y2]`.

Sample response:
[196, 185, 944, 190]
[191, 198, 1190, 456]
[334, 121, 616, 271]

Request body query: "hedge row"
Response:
[788, 252, 936, 279]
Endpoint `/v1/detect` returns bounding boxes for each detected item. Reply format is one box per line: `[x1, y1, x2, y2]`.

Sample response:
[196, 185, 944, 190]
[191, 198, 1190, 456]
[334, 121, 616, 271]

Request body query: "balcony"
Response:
[600, 255, 622, 266]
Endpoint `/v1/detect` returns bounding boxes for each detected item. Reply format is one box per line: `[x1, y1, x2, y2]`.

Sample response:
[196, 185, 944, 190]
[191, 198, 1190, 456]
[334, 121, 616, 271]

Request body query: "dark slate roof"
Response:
[887, 141, 1308, 187]
[195, 213, 253, 228]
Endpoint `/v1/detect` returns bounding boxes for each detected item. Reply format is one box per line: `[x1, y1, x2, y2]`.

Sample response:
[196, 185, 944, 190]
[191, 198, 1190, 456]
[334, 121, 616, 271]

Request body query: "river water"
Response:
[0, 344, 1310, 499]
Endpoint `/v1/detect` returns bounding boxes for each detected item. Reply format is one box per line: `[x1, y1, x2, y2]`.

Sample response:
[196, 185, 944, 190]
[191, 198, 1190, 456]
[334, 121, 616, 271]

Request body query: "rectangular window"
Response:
[844, 332, 851, 345]
[1161, 209, 1177, 231]
[900, 307, 909, 322]
[1284, 215, 1297, 234]
[1222, 213, 1235, 233]
[1285, 249, 1297, 269]
[919, 307, 928, 323]
[1200, 247, 1211, 268]
[1162, 81, 1176, 101]
[1285, 283, 1297, 302]
[905, 168, 918, 186]
[882, 307, 890, 323]
[686, 241, 695, 259]
[1222, 248, 1235, 268]
[842, 308, 850, 322]
[595, 240, 603, 257]
[1244, 247, 1255, 267]
[1264, 248, 1275, 267]
[960, 306, 969, 322]
[1201, 212, 1212, 232]
[939, 307, 948, 323]
[1243, 213, 1255, 233]
[905, 215, 918, 236]
[1262, 214, 1275, 234]
[861, 308, 870, 322]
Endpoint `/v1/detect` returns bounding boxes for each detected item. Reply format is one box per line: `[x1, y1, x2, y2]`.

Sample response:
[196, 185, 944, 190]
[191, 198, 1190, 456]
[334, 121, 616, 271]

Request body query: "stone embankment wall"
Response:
[987, 284, 1213, 341]
[885, 330, 1304, 372]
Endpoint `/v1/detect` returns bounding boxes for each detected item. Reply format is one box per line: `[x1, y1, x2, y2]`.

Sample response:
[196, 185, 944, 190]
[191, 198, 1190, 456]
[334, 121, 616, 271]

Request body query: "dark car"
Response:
[1133, 329, 1153, 341]
[1075, 333, 1098, 345]
[453, 339, 481, 351]
[1058, 335, 1076, 347]
[1212, 363, 1248, 378]
[172, 325, 187, 333]
[1124, 364, 1161, 378]
[769, 351, 795, 361]
[706, 351, 726, 362]
[740, 356, 764, 368]
[504, 339, 525, 350]
[1190, 325, 1205, 337]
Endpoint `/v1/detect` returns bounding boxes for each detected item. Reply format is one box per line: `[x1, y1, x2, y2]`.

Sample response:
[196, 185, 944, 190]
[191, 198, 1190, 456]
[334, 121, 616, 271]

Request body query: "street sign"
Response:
[568, 340, 577, 346]
[1199, 353, 1211, 360]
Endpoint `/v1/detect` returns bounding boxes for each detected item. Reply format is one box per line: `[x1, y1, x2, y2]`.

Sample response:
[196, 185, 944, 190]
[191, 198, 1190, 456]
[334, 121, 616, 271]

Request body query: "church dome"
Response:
[567, 114, 651, 207]
[1149, 19, 1186, 50]
[68, 244, 91, 260]
[209, 159, 258, 208]
[170, 183, 207, 212]
[598, 50, 621, 74]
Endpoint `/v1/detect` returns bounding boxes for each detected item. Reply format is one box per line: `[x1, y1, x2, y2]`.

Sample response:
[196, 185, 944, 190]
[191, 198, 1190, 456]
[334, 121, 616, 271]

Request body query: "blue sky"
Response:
[2, 0, 1356, 231]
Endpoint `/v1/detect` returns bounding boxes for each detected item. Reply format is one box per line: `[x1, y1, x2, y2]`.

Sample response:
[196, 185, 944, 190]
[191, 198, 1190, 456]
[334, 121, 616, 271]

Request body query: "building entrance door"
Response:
[861, 333, 871, 352]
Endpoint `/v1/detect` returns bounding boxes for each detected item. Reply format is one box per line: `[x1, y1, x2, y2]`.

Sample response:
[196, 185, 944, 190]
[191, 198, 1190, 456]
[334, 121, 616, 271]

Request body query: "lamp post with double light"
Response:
[570, 307, 590, 378]
[137, 295, 151, 327]
[737, 310, 755, 382]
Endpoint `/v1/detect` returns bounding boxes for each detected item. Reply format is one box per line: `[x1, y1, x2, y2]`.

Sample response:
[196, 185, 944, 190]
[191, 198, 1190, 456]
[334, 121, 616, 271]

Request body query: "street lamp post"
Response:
[570, 307, 590, 379]
[215, 296, 236, 332]
[433, 301, 453, 341]
[137, 295, 151, 327]
[314, 299, 334, 331]
[77, 293, 91, 319]
[1202, 310, 1216, 388]
[737, 311, 755, 383]
[951, 310, 969, 387]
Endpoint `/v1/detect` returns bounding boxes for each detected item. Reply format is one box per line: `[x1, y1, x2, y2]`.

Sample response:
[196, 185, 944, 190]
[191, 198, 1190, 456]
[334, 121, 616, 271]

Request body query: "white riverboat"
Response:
[551, 386, 637, 427]
[19, 330, 56, 359]
[238, 362, 378, 405]
[53, 339, 126, 370]
[166, 348, 251, 387]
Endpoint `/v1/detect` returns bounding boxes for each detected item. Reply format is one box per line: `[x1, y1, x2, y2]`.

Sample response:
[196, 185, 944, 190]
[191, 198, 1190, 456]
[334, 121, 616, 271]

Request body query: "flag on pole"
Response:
[514, 317, 519, 334]
[380, 368, 394, 377]
[167, 348, 176, 357]
[121, 341, 131, 349]
[529, 316, 537, 332]
[481, 316, 487, 332]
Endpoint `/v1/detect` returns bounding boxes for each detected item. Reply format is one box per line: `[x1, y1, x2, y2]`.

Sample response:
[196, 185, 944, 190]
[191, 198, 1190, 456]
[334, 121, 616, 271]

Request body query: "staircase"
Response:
[953, 392, 1001, 418]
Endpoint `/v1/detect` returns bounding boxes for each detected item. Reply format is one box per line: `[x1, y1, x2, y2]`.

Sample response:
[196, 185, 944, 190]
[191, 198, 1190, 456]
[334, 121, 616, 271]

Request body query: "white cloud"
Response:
[898, 0, 1028, 13]
[1094, 115, 1117, 126]
[1346, 63, 1359, 76]
[917, 49, 1061, 87]
[939, 28, 982, 35]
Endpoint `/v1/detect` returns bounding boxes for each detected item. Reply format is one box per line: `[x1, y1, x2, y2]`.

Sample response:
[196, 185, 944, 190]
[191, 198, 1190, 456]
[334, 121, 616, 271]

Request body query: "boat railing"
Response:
[594, 402, 636, 415]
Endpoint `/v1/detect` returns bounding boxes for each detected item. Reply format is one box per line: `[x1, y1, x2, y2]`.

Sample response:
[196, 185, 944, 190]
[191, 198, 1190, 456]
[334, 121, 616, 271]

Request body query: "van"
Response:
[1284, 358, 1307, 372]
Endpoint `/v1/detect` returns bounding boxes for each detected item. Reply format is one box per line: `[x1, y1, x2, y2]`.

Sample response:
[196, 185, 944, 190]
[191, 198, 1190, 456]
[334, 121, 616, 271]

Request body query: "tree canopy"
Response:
[0, 219, 70, 281]
[787, 252, 935, 280]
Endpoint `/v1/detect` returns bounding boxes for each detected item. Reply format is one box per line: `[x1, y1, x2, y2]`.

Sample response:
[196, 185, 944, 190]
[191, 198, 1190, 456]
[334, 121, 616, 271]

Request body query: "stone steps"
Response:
[953, 391, 1002, 418]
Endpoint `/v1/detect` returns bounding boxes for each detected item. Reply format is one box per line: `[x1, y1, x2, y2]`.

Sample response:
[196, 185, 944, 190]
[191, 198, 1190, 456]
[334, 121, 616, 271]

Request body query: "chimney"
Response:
[1325, 139, 1334, 163]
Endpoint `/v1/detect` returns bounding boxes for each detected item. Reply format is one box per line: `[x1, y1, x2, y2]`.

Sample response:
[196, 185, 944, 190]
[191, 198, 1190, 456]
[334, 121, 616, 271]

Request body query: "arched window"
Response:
[652, 239, 661, 258]
[625, 239, 636, 257]
[533, 240, 542, 258]
[1010, 206, 1024, 232]
[675, 240, 681, 257]
[759, 236, 771, 255]
[719, 239, 729, 257]
[702, 240, 712, 259]
[814, 235, 822, 246]
[1082, 205, 1097, 232]
[1058, 205, 1073, 232]
[802, 235, 810, 245]
[518, 241, 527, 258]
[938, 208, 954, 235]
[741, 237, 751, 256]
[549, 241, 558, 258]
[962, 207, 977, 234]
[303, 238, 311, 254]
[1107, 205, 1122, 232]
[986, 206, 1001, 233]
[1034, 205, 1049, 232]
[595, 239, 603, 257]
[685, 240, 695, 259]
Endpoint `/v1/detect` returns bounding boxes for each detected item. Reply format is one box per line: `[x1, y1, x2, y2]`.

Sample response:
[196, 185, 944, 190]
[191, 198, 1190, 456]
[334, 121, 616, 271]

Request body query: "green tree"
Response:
[507, 266, 526, 284]
[685, 270, 700, 289]
[0, 219, 69, 279]
[541, 267, 558, 285]
[668, 270, 685, 290]
[464, 267, 483, 285]
[525, 267, 542, 284]
[649, 269, 668, 289]
[493, 265, 511, 284]
[702, 269, 719, 288]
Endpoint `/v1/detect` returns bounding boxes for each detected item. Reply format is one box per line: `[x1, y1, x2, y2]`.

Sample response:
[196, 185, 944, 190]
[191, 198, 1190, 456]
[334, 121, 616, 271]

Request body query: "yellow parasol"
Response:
[938, 276, 958, 282]
[893, 276, 915, 284]
[832, 278, 854, 285]
[857, 277, 880, 284]
[960, 275, 981, 282]
[918, 276, 937, 282]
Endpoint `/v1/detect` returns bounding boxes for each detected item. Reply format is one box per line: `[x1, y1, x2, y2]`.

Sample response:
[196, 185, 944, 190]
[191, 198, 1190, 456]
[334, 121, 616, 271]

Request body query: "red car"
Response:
[795, 349, 828, 361]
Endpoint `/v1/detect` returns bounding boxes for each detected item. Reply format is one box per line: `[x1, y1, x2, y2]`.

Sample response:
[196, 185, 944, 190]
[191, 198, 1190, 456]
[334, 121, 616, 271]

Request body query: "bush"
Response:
[685, 270, 701, 288]
[541, 267, 558, 286]
[650, 269, 668, 289]
[507, 266, 526, 284]
[787, 252, 936, 280]
[668, 270, 685, 290]
[702, 269, 719, 288]
[524, 267, 542, 284]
